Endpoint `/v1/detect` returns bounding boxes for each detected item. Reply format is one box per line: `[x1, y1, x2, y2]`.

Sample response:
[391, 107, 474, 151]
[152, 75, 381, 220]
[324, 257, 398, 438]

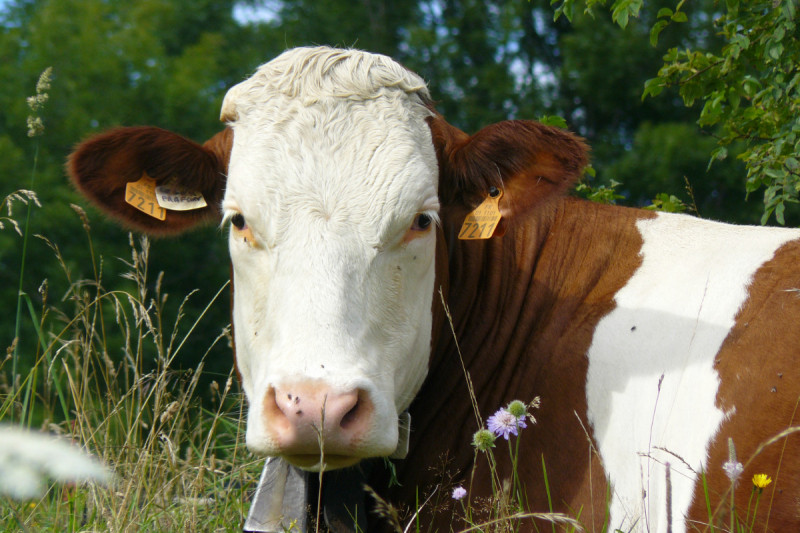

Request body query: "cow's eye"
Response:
[411, 213, 433, 231]
[229, 212, 259, 247]
[231, 213, 246, 230]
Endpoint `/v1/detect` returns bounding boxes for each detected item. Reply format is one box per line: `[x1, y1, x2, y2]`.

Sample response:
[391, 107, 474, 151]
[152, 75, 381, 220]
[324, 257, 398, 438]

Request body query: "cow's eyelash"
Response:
[411, 211, 440, 230]
[222, 210, 247, 230]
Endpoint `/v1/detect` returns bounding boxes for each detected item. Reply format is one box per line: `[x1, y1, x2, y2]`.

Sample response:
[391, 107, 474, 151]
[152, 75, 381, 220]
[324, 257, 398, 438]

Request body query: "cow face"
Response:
[68, 46, 587, 472]
[219, 49, 439, 469]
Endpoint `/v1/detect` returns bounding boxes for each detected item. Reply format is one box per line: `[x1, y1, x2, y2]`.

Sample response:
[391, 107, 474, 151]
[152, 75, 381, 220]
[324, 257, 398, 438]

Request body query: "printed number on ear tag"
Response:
[458, 188, 503, 240]
[155, 177, 207, 211]
[125, 176, 166, 221]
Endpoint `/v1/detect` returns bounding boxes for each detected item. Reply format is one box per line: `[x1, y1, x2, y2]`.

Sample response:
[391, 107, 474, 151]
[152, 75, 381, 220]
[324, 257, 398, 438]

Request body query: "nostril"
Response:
[339, 397, 361, 430]
[337, 389, 373, 437]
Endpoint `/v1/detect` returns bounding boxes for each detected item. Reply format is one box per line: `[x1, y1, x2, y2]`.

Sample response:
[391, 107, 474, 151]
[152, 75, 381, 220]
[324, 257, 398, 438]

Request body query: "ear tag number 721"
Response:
[458, 187, 503, 240]
[125, 175, 166, 220]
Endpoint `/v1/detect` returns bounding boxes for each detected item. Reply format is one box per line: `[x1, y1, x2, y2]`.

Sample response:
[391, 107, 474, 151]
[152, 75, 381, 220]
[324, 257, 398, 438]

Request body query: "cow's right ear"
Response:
[67, 127, 232, 235]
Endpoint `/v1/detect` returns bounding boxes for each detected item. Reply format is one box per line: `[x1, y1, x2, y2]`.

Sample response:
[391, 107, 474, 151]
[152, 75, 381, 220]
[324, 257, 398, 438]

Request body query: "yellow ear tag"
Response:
[125, 175, 166, 220]
[458, 188, 503, 240]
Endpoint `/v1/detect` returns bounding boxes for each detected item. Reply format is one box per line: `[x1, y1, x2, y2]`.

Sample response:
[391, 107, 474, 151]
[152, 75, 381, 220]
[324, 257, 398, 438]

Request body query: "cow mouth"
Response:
[283, 453, 362, 470]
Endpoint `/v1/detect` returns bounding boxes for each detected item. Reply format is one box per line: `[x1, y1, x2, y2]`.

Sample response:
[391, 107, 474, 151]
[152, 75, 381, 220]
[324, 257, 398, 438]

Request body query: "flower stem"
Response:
[12, 142, 39, 417]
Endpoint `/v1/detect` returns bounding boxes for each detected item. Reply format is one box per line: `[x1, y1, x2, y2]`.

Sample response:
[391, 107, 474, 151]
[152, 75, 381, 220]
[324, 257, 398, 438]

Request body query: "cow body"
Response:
[385, 197, 800, 531]
[68, 47, 800, 531]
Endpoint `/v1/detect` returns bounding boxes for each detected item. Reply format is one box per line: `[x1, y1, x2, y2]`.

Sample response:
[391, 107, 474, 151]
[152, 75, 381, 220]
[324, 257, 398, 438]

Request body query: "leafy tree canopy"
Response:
[553, 0, 800, 224]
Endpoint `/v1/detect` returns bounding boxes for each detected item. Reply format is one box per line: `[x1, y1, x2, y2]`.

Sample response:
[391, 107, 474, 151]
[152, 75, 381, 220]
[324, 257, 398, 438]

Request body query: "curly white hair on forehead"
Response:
[220, 46, 431, 121]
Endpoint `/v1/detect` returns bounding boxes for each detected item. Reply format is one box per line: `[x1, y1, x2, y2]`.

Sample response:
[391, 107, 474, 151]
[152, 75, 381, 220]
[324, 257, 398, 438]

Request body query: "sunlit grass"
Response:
[1, 219, 259, 532]
[1, 68, 261, 532]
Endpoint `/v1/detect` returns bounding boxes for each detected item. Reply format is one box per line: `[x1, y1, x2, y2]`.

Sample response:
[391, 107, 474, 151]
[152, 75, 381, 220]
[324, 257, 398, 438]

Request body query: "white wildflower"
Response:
[0, 425, 112, 500]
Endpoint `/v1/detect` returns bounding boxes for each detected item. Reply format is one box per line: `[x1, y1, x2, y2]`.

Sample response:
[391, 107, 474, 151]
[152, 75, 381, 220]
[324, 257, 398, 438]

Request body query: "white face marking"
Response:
[220, 48, 439, 464]
[586, 212, 799, 532]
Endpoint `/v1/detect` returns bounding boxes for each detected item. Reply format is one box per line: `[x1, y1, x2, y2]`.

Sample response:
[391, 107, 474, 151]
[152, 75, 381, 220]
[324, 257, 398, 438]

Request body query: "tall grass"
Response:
[1, 217, 259, 531]
[11, 67, 52, 403]
[1, 68, 261, 532]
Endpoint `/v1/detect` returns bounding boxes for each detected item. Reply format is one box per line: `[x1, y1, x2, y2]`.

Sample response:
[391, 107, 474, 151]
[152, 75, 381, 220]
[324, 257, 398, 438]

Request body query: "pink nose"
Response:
[263, 382, 373, 456]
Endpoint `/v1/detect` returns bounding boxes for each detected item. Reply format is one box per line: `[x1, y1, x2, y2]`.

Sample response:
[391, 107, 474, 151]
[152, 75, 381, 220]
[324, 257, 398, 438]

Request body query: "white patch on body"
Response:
[586, 212, 799, 532]
[220, 48, 439, 463]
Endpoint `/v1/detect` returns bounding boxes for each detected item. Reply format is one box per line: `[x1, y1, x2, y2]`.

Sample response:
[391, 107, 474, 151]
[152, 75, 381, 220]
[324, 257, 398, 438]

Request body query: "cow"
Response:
[67, 47, 800, 532]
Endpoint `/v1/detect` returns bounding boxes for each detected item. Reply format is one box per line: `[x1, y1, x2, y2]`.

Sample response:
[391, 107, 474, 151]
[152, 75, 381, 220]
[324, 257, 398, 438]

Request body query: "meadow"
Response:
[1, 211, 263, 531]
[2, 67, 793, 533]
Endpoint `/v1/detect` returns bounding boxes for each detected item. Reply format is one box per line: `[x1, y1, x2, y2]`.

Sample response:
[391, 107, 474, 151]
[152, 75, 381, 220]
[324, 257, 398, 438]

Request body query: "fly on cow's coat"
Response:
[69, 46, 800, 532]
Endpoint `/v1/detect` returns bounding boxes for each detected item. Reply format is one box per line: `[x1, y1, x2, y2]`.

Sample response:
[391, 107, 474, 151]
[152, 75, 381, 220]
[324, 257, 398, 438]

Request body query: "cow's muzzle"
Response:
[262, 382, 375, 469]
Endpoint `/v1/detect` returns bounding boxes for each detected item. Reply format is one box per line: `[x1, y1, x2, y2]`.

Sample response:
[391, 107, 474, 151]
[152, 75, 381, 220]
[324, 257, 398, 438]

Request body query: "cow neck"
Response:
[435, 196, 648, 387]
[431, 198, 560, 380]
[380, 197, 650, 529]
[411, 197, 648, 449]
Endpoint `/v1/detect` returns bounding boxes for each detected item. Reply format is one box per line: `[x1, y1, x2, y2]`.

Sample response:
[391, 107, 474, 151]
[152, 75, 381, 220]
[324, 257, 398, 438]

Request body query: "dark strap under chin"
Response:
[322, 465, 370, 532]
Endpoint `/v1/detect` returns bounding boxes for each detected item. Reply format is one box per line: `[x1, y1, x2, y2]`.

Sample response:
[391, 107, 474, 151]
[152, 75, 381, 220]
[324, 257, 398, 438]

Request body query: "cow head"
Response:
[68, 47, 587, 471]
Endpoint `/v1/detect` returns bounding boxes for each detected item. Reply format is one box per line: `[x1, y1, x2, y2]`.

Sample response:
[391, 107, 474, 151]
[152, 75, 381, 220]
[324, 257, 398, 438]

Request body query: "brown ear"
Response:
[67, 127, 232, 235]
[428, 114, 589, 221]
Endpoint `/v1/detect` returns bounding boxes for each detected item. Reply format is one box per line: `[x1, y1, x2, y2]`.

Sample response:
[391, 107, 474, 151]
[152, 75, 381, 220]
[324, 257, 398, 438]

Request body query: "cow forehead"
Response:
[220, 47, 431, 120]
[221, 48, 439, 246]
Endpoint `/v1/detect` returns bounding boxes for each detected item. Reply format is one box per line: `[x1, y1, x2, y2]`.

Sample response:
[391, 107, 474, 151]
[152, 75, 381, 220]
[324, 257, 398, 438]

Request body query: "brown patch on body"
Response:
[689, 239, 800, 531]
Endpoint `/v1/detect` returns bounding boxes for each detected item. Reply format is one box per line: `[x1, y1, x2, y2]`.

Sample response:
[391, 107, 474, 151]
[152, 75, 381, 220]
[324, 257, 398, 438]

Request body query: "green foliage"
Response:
[649, 4, 688, 46]
[644, 192, 688, 213]
[554, 0, 800, 225]
[645, 1, 800, 224]
[537, 115, 569, 129]
[551, 0, 644, 28]
[608, 122, 772, 222]
[574, 179, 625, 205]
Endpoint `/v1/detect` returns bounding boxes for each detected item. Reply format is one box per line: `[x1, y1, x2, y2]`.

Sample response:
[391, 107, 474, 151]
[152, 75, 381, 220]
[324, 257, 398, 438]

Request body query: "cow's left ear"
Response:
[428, 114, 589, 224]
[67, 127, 232, 235]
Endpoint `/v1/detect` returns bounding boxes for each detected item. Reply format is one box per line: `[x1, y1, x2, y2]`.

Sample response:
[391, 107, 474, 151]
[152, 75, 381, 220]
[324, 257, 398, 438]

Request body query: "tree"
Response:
[608, 122, 764, 222]
[277, 0, 418, 56]
[0, 0, 279, 386]
[553, 0, 800, 224]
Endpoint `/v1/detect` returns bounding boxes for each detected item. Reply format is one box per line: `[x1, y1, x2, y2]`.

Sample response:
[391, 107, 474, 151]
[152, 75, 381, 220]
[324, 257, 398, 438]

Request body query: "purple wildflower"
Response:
[451, 486, 467, 500]
[487, 407, 527, 440]
[723, 437, 743, 485]
[723, 460, 744, 484]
